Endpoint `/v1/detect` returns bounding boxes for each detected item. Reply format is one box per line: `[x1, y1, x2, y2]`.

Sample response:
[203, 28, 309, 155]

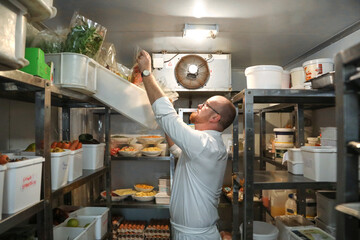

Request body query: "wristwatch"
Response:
[141, 69, 151, 78]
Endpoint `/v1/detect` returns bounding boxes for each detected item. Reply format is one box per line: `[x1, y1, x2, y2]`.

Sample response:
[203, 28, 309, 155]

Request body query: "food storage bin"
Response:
[45, 53, 97, 95]
[0, 1, 29, 70]
[93, 65, 158, 129]
[82, 143, 106, 170]
[70, 207, 109, 240]
[16, 0, 57, 22]
[287, 159, 304, 175]
[3, 155, 44, 214]
[53, 226, 87, 240]
[302, 58, 334, 81]
[155, 192, 170, 204]
[51, 150, 70, 190]
[245, 65, 283, 89]
[240, 221, 279, 240]
[320, 138, 336, 147]
[301, 146, 337, 181]
[290, 67, 305, 89]
[20, 48, 51, 80]
[289, 227, 334, 240]
[274, 128, 294, 148]
[275, 215, 314, 240]
[68, 148, 83, 182]
[320, 127, 336, 140]
[315, 217, 336, 237]
[60, 216, 96, 240]
[316, 191, 336, 227]
[0, 164, 7, 219]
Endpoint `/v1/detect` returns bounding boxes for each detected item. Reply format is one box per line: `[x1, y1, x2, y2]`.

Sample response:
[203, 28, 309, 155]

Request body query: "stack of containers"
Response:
[2, 154, 45, 214]
[82, 143, 106, 170]
[51, 150, 71, 190]
[70, 207, 109, 240]
[320, 127, 336, 147]
[68, 148, 83, 181]
[315, 191, 336, 237]
[300, 146, 337, 181]
[287, 148, 303, 175]
[0, 164, 7, 219]
[273, 128, 295, 162]
[155, 176, 170, 204]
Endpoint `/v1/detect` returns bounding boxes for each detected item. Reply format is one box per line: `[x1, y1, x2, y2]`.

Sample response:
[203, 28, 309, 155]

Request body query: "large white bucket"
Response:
[240, 221, 279, 240]
[302, 58, 334, 81]
[245, 65, 283, 89]
[290, 67, 305, 89]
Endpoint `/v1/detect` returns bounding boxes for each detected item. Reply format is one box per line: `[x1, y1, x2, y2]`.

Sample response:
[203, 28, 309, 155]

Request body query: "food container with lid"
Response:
[282, 70, 290, 89]
[245, 65, 283, 89]
[274, 128, 294, 148]
[302, 58, 334, 81]
[290, 67, 305, 89]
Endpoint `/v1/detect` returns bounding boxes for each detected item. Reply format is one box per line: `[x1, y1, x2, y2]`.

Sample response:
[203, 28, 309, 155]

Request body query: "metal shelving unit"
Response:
[334, 42, 360, 239]
[0, 70, 112, 239]
[231, 89, 336, 240]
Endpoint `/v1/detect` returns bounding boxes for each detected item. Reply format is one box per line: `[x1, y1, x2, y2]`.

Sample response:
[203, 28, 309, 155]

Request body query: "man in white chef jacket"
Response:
[137, 50, 236, 240]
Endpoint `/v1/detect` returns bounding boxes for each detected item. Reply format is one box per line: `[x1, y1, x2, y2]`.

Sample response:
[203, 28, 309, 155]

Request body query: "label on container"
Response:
[304, 64, 323, 81]
[21, 174, 37, 191]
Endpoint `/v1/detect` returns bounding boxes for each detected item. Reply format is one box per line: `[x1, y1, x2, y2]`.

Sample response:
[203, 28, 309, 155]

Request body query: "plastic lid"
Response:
[300, 146, 337, 153]
[302, 58, 334, 67]
[290, 67, 304, 74]
[274, 128, 294, 132]
[245, 65, 283, 76]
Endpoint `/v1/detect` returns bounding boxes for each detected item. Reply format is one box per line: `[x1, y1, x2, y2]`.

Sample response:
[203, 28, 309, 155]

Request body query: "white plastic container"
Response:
[316, 191, 336, 227]
[3, 156, 44, 214]
[282, 70, 290, 89]
[307, 137, 318, 146]
[320, 127, 337, 140]
[289, 227, 334, 240]
[301, 146, 337, 182]
[287, 148, 302, 162]
[16, 0, 57, 22]
[70, 207, 109, 240]
[45, 53, 97, 95]
[53, 226, 87, 240]
[93, 65, 158, 129]
[51, 150, 70, 190]
[275, 215, 314, 240]
[0, 164, 7, 219]
[320, 138, 336, 147]
[315, 217, 336, 237]
[274, 128, 294, 148]
[287, 160, 304, 175]
[290, 67, 305, 89]
[0, 1, 29, 70]
[82, 143, 106, 170]
[240, 221, 279, 240]
[245, 65, 283, 89]
[60, 216, 96, 240]
[302, 58, 334, 81]
[68, 148, 83, 182]
[155, 192, 170, 204]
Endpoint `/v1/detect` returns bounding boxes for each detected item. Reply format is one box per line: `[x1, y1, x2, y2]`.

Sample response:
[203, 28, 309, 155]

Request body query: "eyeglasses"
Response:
[200, 101, 220, 115]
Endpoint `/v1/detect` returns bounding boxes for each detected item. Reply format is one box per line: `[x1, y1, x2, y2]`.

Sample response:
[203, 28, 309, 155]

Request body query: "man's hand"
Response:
[136, 50, 152, 73]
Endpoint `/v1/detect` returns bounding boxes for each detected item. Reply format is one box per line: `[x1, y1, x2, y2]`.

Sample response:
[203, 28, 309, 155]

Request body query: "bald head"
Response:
[207, 95, 236, 131]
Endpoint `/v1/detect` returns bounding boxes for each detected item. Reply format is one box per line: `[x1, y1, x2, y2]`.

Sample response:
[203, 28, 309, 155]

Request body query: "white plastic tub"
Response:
[93, 65, 158, 129]
[315, 217, 336, 237]
[3, 156, 44, 214]
[51, 150, 70, 190]
[287, 160, 304, 175]
[302, 58, 334, 81]
[60, 216, 96, 240]
[70, 207, 109, 240]
[45, 53, 97, 95]
[320, 138, 336, 147]
[155, 192, 170, 204]
[240, 221, 279, 240]
[0, 1, 29, 70]
[289, 227, 334, 240]
[275, 215, 314, 240]
[290, 67, 305, 89]
[282, 70, 290, 89]
[274, 128, 294, 145]
[68, 148, 83, 182]
[245, 65, 283, 89]
[16, 0, 57, 22]
[82, 143, 105, 170]
[320, 127, 337, 140]
[316, 191, 336, 227]
[0, 164, 7, 219]
[300, 146, 337, 182]
[53, 226, 87, 240]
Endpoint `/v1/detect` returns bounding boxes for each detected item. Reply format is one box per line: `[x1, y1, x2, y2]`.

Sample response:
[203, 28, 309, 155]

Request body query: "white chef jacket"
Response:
[152, 97, 228, 240]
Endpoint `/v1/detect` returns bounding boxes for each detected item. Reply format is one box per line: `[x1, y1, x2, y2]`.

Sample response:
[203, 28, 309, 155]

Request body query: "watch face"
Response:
[142, 70, 150, 77]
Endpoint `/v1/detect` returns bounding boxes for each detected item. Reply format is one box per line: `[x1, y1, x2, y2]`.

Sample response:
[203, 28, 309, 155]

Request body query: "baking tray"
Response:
[310, 71, 335, 89]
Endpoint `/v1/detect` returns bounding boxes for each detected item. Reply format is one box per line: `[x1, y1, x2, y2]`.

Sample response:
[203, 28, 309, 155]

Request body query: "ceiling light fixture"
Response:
[183, 24, 219, 39]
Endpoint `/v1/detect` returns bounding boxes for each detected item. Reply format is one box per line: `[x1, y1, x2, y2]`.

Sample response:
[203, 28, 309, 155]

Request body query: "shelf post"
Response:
[104, 107, 112, 238]
[232, 104, 239, 240]
[35, 81, 52, 240]
[294, 104, 305, 148]
[62, 107, 72, 205]
[260, 111, 266, 170]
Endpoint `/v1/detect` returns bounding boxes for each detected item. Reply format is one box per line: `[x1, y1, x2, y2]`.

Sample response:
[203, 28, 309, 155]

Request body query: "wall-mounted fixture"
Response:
[183, 24, 219, 39]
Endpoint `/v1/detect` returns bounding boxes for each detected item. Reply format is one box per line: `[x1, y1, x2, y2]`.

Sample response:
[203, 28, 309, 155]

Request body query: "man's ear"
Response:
[209, 113, 221, 123]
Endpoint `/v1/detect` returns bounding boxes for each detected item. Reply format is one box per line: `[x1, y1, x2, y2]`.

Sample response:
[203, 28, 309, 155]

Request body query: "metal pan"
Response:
[310, 71, 335, 89]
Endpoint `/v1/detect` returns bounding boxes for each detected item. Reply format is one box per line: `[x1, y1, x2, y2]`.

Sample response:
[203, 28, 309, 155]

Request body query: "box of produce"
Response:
[58, 216, 96, 240]
[2, 153, 44, 214]
[20, 48, 51, 80]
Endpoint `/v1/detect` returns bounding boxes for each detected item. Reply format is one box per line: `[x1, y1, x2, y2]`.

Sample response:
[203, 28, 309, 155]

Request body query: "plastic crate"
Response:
[60, 216, 96, 240]
[0, 164, 7, 219]
[0, 0, 29, 70]
[275, 215, 314, 240]
[51, 150, 70, 190]
[68, 148, 83, 182]
[315, 217, 336, 237]
[2, 155, 44, 214]
[45, 53, 97, 95]
[316, 191, 336, 227]
[53, 226, 87, 240]
[289, 227, 334, 240]
[20, 48, 51, 80]
[82, 143, 105, 170]
[300, 146, 337, 181]
[70, 207, 109, 240]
